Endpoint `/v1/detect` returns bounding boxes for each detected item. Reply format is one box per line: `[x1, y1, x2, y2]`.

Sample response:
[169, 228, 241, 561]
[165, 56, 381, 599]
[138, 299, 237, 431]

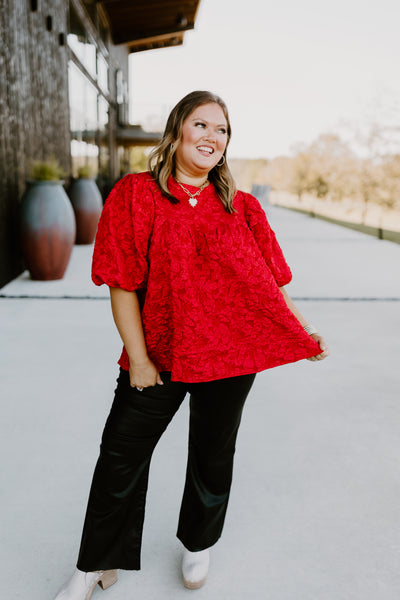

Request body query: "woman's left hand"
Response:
[307, 334, 330, 361]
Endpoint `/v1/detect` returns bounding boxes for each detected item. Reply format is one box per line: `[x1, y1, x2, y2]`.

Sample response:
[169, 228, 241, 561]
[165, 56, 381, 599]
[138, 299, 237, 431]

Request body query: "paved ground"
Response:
[1, 205, 400, 600]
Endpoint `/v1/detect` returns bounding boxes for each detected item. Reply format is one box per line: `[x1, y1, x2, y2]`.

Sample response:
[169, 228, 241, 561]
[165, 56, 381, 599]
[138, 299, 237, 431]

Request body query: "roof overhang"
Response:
[72, 125, 161, 147]
[116, 124, 161, 147]
[98, 1, 202, 53]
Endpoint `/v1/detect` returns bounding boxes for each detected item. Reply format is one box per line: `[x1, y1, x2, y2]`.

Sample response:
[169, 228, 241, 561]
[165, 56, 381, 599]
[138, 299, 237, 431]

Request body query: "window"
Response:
[116, 69, 129, 126]
[67, 2, 111, 182]
[68, 62, 110, 178]
[97, 53, 109, 92]
[68, 3, 96, 78]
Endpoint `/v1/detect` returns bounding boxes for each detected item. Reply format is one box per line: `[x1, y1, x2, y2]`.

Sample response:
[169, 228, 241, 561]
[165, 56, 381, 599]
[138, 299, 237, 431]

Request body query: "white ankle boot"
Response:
[182, 548, 210, 589]
[54, 568, 118, 600]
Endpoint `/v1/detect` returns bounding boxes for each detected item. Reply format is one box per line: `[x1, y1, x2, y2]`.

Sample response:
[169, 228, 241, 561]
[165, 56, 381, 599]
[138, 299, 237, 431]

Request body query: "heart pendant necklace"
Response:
[176, 179, 209, 207]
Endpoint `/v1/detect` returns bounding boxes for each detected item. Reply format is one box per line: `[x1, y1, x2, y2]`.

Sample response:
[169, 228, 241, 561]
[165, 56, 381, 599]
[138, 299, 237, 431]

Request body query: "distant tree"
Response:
[349, 93, 400, 221]
[265, 156, 293, 190]
[307, 134, 358, 201]
[313, 175, 329, 198]
[230, 158, 269, 192]
[130, 147, 150, 173]
[380, 154, 400, 210]
[286, 145, 314, 201]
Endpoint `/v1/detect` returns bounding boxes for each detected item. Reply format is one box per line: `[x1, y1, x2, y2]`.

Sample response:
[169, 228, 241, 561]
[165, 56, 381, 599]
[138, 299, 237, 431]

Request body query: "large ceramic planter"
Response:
[20, 180, 76, 280]
[68, 177, 103, 244]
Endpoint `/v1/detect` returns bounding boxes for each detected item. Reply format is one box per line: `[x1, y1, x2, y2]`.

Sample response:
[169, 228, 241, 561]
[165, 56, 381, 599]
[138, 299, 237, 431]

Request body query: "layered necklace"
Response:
[176, 178, 209, 207]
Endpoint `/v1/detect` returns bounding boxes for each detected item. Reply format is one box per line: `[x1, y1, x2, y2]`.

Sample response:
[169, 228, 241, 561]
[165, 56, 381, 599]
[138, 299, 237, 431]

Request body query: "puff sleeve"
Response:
[243, 192, 292, 287]
[91, 174, 154, 291]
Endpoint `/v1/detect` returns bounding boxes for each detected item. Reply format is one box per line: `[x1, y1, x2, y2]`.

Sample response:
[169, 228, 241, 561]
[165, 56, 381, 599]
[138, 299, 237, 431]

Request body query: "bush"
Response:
[77, 165, 95, 178]
[29, 157, 66, 181]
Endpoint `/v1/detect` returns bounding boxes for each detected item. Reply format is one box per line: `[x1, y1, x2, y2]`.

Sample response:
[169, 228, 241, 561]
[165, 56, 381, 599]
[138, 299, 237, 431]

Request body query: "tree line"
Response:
[231, 127, 400, 223]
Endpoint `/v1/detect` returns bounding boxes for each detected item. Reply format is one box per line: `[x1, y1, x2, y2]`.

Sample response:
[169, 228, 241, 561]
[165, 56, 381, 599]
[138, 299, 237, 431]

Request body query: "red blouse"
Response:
[92, 172, 320, 382]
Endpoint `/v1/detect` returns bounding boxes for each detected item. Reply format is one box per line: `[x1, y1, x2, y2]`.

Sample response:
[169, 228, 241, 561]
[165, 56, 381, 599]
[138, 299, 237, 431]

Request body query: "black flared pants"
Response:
[76, 369, 256, 571]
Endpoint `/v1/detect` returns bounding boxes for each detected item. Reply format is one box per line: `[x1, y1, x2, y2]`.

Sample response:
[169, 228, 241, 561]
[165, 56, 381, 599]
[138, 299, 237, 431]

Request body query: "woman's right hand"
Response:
[109, 288, 163, 390]
[129, 357, 164, 389]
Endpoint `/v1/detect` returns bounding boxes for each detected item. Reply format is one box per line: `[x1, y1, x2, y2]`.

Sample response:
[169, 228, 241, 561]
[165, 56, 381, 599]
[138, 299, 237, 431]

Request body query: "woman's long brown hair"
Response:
[148, 91, 237, 213]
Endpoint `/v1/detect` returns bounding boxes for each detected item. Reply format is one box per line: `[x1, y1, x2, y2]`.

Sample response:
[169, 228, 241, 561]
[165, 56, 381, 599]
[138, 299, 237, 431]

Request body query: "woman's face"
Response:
[174, 103, 228, 178]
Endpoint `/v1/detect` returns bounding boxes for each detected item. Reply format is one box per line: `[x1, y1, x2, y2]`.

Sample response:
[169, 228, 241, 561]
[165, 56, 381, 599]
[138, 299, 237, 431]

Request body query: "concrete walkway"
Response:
[1, 206, 400, 600]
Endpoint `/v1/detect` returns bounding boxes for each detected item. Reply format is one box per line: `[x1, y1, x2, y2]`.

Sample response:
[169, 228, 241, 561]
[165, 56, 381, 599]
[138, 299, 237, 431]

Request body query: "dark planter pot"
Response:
[20, 180, 76, 280]
[68, 177, 103, 244]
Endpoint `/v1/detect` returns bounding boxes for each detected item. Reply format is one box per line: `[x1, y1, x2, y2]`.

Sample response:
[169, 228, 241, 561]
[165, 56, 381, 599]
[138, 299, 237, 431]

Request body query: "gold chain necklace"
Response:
[176, 179, 209, 207]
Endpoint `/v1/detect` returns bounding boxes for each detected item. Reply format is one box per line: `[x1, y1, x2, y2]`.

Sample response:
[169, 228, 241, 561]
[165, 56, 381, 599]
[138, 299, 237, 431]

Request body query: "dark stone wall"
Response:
[0, 0, 70, 287]
[0, 0, 132, 288]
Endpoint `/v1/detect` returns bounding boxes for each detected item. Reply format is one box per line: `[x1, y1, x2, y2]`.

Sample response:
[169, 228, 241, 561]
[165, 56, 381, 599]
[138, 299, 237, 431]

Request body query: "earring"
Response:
[216, 155, 225, 167]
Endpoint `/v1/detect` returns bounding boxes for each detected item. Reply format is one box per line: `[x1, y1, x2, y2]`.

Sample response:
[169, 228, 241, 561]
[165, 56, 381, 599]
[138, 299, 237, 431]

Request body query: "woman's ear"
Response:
[171, 138, 180, 151]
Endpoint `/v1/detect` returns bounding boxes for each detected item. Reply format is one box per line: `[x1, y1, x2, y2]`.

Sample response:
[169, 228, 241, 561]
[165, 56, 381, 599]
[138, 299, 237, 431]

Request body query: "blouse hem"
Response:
[117, 346, 319, 383]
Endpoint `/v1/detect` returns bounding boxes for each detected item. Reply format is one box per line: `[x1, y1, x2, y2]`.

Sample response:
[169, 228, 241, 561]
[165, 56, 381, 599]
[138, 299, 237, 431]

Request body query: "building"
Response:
[0, 0, 201, 287]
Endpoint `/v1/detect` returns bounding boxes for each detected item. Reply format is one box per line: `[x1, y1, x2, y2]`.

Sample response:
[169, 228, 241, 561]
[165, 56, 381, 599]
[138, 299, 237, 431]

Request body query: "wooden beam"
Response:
[129, 37, 184, 53]
[113, 23, 194, 45]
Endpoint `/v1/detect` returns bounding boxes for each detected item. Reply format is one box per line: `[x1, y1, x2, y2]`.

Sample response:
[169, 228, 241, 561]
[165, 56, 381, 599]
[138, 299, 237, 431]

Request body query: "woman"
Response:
[54, 90, 329, 599]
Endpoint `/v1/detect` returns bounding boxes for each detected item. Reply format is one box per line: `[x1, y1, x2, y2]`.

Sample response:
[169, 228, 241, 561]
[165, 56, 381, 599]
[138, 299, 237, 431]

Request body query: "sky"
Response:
[129, 0, 400, 159]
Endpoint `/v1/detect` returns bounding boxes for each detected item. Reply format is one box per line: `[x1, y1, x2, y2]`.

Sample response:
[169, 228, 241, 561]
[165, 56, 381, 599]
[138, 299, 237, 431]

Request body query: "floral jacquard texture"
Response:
[92, 172, 321, 382]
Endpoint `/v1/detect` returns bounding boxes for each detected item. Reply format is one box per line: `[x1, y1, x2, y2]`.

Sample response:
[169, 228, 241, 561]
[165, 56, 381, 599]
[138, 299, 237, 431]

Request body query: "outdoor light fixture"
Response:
[176, 14, 188, 28]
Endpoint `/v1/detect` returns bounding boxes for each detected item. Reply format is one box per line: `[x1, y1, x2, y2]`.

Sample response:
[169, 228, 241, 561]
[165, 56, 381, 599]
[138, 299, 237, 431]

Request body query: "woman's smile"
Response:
[197, 144, 214, 157]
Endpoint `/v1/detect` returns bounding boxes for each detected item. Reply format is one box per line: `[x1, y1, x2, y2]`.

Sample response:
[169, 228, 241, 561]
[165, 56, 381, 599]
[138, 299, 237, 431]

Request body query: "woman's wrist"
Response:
[129, 354, 151, 367]
[303, 324, 319, 336]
